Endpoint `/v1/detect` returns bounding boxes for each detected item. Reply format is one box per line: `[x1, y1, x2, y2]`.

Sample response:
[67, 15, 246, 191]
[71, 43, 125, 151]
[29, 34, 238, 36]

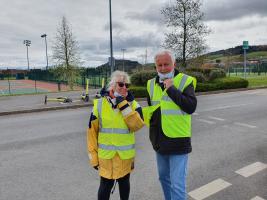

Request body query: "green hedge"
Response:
[130, 70, 157, 86]
[196, 77, 248, 92]
[129, 86, 147, 98]
[186, 67, 226, 81]
[129, 77, 248, 97]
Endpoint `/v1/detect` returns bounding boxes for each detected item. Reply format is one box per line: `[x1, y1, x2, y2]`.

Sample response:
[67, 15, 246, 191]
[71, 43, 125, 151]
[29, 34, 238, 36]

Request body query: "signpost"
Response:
[243, 41, 249, 78]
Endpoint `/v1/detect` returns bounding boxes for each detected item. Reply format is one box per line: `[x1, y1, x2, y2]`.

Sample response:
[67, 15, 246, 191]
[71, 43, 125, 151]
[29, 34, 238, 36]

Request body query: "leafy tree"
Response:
[52, 16, 81, 89]
[161, 0, 210, 68]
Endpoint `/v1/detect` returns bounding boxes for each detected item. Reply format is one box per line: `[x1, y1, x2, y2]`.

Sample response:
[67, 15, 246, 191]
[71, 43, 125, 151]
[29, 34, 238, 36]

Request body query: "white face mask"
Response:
[113, 91, 122, 97]
[158, 70, 174, 81]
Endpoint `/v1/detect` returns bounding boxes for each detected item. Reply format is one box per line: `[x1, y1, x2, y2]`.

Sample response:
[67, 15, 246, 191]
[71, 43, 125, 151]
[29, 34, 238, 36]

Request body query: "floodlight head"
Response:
[41, 34, 47, 38]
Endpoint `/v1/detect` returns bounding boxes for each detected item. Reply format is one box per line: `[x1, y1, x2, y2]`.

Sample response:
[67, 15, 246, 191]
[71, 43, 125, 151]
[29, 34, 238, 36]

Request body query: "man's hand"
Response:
[163, 78, 173, 89]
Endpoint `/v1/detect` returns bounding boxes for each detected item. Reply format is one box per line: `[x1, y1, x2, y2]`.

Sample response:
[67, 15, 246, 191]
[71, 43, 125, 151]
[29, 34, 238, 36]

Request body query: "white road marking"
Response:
[188, 178, 232, 200]
[235, 162, 267, 177]
[197, 119, 216, 124]
[251, 196, 266, 200]
[199, 103, 253, 112]
[234, 122, 257, 129]
[208, 116, 225, 121]
[193, 112, 199, 116]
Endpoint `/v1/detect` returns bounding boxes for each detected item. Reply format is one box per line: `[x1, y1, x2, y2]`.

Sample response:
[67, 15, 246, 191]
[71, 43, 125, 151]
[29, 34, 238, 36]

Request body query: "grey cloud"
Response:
[113, 33, 161, 51]
[80, 33, 161, 56]
[203, 0, 267, 21]
[125, 4, 164, 25]
[103, 22, 126, 32]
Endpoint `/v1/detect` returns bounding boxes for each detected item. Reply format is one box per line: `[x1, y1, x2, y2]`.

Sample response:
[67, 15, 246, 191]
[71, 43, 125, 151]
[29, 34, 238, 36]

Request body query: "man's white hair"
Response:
[108, 70, 130, 91]
[154, 50, 175, 65]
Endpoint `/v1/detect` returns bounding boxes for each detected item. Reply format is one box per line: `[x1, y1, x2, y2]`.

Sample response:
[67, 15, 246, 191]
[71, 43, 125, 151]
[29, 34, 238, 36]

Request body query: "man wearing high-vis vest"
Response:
[87, 70, 144, 200]
[146, 50, 197, 200]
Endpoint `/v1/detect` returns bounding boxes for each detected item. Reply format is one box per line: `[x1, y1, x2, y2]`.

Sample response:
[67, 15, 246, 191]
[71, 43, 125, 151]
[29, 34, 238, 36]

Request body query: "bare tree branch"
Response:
[162, 0, 210, 68]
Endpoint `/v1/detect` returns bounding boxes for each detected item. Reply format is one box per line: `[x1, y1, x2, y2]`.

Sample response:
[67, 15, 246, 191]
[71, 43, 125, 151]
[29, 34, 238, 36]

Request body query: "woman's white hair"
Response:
[107, 70, 130, 91]
[154, 50, 175, 65]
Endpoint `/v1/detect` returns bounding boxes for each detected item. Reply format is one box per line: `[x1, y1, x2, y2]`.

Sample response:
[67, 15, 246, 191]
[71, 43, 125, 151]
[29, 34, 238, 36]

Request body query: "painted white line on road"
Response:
[193, 112, 199, 116]
[197, 119, 216, 124]
[188, 178, 232, 200]
[199, 103, 253, 112]
[251, 196, 266, 200]
[235, 162, 267, 178]
[208, 116, 225, 121]
[234, 122, 257, 129]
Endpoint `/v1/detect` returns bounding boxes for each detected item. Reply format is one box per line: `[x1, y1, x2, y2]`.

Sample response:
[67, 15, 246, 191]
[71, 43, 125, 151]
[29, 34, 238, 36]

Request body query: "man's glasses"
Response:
[117, 82, 130, 88]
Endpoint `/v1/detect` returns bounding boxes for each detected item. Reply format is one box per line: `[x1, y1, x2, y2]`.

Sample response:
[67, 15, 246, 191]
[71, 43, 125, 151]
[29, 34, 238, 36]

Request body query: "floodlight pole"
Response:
[41, 34, 49, 70]
[109, 0, 114, 74]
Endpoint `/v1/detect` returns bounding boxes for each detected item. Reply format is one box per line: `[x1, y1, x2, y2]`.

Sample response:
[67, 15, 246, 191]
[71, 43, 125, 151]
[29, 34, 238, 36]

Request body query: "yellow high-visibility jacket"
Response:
[87, 97, 144, 179]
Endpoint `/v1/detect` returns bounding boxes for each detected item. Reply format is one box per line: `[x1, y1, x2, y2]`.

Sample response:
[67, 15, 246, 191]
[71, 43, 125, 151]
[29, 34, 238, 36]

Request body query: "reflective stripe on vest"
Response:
[178, 74, 188, 91]
[100, 128, 130, 134]
[98, 144, 135, 151]
[161, 109, 186, 115]
[97, 98, 103, 128]
[150, 78, 156, 100]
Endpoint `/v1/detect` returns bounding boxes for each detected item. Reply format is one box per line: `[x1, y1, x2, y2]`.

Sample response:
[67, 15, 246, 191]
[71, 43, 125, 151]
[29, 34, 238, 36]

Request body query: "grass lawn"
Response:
[247, 76, 267, 88]
[228, 73, 267, 87]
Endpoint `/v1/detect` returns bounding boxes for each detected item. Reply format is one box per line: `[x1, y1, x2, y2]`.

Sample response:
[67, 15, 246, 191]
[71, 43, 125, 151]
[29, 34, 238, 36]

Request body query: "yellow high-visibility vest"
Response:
[93, 98, 138, 159]
[147, 73, 196, 138]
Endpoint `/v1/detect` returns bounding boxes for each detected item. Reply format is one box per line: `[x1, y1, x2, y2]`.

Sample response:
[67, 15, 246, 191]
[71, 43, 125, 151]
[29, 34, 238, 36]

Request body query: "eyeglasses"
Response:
[117, 82, 130, 88]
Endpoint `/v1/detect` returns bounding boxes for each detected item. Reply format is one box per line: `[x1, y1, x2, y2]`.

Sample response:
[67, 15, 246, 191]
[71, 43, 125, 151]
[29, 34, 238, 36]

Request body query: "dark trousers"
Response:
[98, 173, 130, 200]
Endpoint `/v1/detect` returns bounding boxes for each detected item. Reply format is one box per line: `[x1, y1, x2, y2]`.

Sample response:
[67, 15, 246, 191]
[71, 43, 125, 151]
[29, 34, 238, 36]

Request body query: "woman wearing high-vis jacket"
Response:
[87, 70, 145, 200]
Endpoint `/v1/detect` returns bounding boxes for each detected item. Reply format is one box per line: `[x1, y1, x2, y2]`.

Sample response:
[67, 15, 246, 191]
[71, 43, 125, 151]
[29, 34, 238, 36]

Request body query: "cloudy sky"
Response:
[0, 0, 266, 69]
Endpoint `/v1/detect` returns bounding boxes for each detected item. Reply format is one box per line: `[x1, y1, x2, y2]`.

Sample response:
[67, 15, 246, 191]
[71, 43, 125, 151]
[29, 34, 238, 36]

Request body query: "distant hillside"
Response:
[204, 45, 267, 64]
[206, 45, 267, 57]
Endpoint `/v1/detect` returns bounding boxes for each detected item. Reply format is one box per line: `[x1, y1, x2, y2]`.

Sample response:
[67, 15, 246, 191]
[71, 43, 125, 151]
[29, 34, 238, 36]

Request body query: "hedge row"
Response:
[196, 77, 248, 92]
[129, 77, 248, 97]
[129, 86, 147, 98]
[131, 68, 226, 85]
[130, 70, 158, 86]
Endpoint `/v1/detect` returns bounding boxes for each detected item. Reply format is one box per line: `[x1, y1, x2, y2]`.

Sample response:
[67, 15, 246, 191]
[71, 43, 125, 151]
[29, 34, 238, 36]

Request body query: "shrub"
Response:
[186, 67, 213, 77]
[196, 77, 248, 92]
[130, 70, 157, 86]
[184, 71, 206, 83]
[208, 69, 226, 81]
[129, 86, 147, 98]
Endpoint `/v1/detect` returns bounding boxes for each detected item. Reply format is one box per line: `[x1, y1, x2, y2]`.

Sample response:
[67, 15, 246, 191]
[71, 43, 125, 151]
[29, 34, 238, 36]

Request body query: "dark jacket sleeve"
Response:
[166, 83, 197, 114]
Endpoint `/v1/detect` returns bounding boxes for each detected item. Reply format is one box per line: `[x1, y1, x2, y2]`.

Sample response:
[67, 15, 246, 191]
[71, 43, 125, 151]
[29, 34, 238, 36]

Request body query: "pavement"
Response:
[0, 86, 266, 116]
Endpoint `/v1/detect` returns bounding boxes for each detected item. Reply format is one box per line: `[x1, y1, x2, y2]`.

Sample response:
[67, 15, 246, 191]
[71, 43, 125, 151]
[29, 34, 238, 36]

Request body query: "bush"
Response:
[186, 67, 213, 77]
[208, 69, 226, 81]
[196, 77, 248, 92]
[129, 86, 147, 98]
[130, 70, 157, 86]
[185, 71, 206, 83]
[186, 67, 226, 82]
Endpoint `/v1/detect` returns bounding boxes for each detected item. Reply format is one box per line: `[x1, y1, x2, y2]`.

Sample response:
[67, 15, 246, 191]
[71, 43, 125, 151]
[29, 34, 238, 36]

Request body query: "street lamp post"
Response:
[23, 40, 31, 71]
[41, 34, 49, 70]
[109, 0, 114, 74]
[121, 48, 126, 71]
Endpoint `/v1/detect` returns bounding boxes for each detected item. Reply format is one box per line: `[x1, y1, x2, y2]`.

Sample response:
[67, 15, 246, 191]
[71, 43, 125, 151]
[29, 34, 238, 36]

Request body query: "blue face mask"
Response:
[158, 70, 174, 82]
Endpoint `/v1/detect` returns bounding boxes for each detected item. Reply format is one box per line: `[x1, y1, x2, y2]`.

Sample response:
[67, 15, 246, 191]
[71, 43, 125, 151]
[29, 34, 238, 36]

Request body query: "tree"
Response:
[52, 16, 81, 89]
[161, 0, 210, 68]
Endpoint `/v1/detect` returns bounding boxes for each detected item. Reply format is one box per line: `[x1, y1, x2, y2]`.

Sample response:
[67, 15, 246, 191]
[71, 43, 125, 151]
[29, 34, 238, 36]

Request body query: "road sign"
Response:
[243, 41, 249, 50]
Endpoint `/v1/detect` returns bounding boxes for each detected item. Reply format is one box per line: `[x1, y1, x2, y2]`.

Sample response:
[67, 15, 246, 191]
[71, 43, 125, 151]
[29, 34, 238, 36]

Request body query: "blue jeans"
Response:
[156, 153, 188, 200]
